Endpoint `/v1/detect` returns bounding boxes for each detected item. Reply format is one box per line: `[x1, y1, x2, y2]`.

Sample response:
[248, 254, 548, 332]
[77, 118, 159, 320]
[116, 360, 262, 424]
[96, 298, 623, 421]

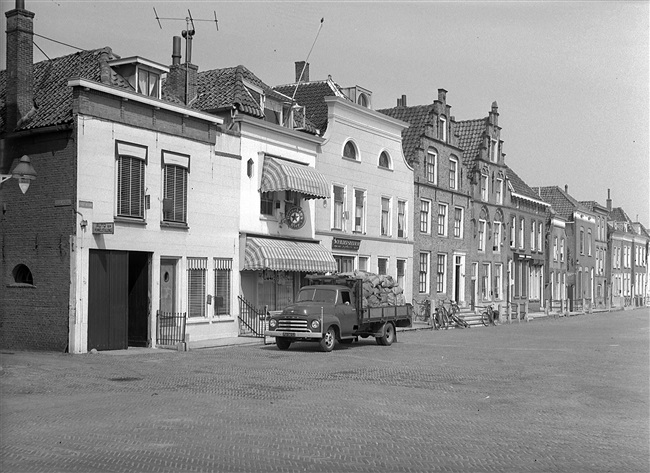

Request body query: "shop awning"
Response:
[259, 156, 329, 200]
[243, 237, 337, 272]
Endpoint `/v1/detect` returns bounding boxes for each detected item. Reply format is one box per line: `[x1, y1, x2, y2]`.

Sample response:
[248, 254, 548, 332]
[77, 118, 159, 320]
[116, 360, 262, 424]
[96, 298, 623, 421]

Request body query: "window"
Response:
[493, 221, 502, 252]
[437, 203, 448, 236]
[481, 173, 488, 201]
[12, 264, 34, 285]
[449, 158, 458, 190]
[162, 151, 190, 224]
[490, 139, 498, 162]
[359, 256, 369, 272]
[333, 185, 345, 230]
[335, 255, 355, 273]
[397, 259, 405, 290]
[420, 200, 431, 233]
[381, 197, 391, 236]
[494, 264, 503, 300]
[587, 229, 592, 256]
[214, 258, 232, 316]
[439, 116, 447, 142]
[519, 218, 525, 249]
[425, 150, 437, 184]
[260, 192, 275, 216]
[553, 236, 558, 261]
[343, 140, 357, 160]
[531, 221, 536, 251]
[137, 69, 160, 98]
[560, 238, 565, 262]
[378, 151, 390, 169]
[188, 258, 207, 318]
[354, 189, 366, 233]
[419, 252, 430, 293]
[453, 207, 463, 238]
[580, 227, 585, 255]
[397, 200, 407, 238]
[478, 220, 486, 251]
[117, 146, 146, 219]
[496, 178, 503, 205]
[378, 258, 388, 275]
[510, 216, 516, 248]
[538, 223, 543, 253]
[284, 190, 300, 217]
[481, 263, 491, 300]
[436, 254, 447, 293]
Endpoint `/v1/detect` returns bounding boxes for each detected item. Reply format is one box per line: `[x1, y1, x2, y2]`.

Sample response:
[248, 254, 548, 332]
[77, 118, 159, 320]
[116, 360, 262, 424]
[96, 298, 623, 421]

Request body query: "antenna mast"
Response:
[153, 7, 218, 104]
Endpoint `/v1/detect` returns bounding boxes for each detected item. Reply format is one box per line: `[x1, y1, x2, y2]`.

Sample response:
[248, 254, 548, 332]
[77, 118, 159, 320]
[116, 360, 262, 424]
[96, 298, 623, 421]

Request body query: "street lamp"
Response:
[0, 155, 37, 194]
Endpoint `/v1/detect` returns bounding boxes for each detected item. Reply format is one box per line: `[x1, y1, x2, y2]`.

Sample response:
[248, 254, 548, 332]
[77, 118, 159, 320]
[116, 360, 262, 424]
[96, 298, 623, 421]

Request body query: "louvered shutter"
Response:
[214, 258, 232, 316]
[164, 165, 187, 223]
[187, 258, 207, 318]
[117, 156, 145, 218]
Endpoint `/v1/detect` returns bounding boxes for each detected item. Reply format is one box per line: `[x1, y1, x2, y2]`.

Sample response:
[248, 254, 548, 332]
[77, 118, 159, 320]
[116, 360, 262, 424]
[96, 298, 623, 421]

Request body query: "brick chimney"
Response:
[5, 0, 35, 133]
[489, 101, 499, 126]
[606, 189, 612, 211]
[438, 89, 447, 103]
[166, 35, 198, 105]
[295, 61, 309, 83]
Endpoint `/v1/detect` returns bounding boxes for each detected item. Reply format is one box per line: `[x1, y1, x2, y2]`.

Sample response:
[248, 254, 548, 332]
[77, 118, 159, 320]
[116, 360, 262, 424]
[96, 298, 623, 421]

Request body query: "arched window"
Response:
[378, 151, 391, 169]
[343, 141, 358, 161]
[12, 264, 34, 285]
[357, 93, 369, 108]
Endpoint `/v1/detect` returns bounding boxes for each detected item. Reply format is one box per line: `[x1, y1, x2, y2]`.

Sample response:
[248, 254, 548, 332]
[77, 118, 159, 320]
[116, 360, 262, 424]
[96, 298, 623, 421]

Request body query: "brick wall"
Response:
[0, 131, 76, 351]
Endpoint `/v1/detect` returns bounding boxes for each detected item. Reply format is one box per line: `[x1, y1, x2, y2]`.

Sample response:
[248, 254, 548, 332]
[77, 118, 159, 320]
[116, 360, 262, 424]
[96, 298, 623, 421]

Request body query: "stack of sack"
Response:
[339, 270, 406, 308]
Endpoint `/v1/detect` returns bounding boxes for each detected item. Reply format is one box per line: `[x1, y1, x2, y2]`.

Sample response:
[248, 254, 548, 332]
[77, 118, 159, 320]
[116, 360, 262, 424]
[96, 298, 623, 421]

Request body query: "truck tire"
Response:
[319, 327, 336, 352]
[376, 322, 396, 346]
[276, 338, 292, 350]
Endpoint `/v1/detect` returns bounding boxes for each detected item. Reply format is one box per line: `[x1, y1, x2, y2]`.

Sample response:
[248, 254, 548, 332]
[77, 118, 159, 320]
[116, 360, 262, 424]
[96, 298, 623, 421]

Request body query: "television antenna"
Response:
[153, 8, 218, 63]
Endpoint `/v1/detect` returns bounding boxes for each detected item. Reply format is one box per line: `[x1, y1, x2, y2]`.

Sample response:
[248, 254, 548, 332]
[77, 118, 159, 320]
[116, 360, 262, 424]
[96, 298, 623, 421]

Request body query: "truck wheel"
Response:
[377, 322, 396, 346]
[276, 338, 291, 350]
[319, 327, 336, 352]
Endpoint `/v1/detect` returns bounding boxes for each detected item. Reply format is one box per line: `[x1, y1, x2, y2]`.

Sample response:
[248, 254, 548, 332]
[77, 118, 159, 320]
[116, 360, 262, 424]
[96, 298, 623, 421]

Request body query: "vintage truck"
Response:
[264, 274, 412, 352]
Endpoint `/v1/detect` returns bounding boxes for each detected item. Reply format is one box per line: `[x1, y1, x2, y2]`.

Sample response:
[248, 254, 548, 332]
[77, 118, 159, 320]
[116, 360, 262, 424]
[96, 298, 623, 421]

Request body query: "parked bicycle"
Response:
[412, 298, 435, 327]
[436, 300, 469, 329]
[480, 304, 499, 326]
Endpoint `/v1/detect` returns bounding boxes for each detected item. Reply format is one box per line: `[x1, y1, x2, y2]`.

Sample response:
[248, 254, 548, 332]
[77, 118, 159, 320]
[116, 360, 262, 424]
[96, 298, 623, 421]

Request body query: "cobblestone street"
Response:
[1, 308, 648, 473]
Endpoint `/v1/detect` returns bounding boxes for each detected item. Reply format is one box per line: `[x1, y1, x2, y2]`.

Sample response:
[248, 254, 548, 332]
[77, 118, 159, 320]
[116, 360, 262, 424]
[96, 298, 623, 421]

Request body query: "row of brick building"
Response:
[1, 1, 647, 352]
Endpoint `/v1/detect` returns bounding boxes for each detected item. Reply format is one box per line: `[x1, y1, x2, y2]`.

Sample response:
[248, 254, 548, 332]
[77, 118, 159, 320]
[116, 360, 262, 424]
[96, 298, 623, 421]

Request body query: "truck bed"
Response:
[359, 304, 412, 328]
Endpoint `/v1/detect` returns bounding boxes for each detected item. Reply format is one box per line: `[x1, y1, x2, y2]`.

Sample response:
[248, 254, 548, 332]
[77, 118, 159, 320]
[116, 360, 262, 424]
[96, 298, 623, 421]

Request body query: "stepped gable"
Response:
[455, 118, 487, 168]
[378, 104, 433, 165]
[0, 47, 126, 132]
[274, 79, 347, 134]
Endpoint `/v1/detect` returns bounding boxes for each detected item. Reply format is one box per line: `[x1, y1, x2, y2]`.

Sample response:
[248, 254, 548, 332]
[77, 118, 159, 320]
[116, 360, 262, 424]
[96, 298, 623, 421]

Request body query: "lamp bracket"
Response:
[0, 174, 11, 185]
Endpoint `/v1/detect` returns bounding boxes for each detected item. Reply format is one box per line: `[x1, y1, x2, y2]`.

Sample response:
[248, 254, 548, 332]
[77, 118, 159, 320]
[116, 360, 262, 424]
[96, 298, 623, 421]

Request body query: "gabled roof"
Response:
[456, 118, 487, 168]
[0, 47, 122, 132]
[191, 65, 318, 134]
[377, 104, 434, 164]
[579, 200, 607, 214]
[1, 47, 197, 133]
[506, 166, 546, 205]
[609, 207, 631, 224]
[534, 186, 591, 220]
[274, 79, 347, 134]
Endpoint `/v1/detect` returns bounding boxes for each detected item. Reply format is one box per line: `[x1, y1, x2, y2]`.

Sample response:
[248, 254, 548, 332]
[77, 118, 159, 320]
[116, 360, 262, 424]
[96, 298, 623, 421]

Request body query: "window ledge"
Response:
[114, 216, 146, 226]
[161, 221, 189, 230]
[378, 167, 393, 172]
[342, 157, 360, 163]
[6, 283, 36, 289]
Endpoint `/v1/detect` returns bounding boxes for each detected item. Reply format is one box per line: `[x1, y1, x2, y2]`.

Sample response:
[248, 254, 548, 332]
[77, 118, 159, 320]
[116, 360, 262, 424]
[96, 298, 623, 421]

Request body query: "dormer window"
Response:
[357, 93, 370, 108]
[490, 138, 498, 162]
[107, 57, 168, 100]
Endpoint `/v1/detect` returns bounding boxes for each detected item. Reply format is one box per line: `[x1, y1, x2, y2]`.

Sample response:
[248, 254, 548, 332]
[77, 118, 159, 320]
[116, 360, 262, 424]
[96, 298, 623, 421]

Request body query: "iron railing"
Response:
[156, 311, 187, 346]
[237, 296, 266, 338]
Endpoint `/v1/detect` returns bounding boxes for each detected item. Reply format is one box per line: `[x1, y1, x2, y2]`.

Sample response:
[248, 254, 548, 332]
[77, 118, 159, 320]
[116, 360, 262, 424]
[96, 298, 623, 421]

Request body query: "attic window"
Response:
[357, 93, 369, 108]
[378, 151, 391, 169]
[137, 69, 160, 98]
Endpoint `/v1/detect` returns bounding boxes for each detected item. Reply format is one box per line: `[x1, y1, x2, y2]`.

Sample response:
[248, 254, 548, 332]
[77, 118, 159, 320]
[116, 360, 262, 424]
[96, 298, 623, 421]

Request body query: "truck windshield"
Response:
[297, 288, 337, 303]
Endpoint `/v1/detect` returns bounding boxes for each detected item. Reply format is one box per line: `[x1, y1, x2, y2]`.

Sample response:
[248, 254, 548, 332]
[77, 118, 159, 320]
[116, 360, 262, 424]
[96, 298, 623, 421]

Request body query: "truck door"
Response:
[336, 289, 357, 336]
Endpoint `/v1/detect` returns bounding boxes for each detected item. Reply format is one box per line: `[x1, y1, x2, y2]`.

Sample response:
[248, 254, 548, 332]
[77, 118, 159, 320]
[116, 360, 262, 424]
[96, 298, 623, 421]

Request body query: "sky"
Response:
[2, 0, 648, 227]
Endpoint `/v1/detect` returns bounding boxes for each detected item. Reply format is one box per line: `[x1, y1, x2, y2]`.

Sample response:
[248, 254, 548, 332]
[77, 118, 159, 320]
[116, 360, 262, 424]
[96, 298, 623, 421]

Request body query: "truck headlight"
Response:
[310, 319, 320, 330]
[269, 319, 278, 329]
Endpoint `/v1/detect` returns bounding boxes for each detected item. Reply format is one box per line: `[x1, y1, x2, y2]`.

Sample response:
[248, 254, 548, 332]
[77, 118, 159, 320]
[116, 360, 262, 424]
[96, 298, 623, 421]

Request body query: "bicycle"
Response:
[412, 298, 435, 327]
[436, 300, 468, 329]
[480, 304, 499, 326]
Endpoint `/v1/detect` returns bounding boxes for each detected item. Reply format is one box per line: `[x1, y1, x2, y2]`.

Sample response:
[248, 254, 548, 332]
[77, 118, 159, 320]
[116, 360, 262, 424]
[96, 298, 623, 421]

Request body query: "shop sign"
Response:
[332, 237, 361, 251]
[92, 222, 114, 234]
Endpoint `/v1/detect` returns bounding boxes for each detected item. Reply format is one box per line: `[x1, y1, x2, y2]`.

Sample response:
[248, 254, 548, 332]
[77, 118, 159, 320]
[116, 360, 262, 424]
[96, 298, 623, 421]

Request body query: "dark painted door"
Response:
[88, 250, 128, 351]
[128, 252, 150, 347]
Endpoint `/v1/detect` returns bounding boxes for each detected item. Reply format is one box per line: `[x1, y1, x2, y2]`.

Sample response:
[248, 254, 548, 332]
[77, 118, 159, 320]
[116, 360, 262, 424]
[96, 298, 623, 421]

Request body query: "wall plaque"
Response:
[92, 222, 114, 234]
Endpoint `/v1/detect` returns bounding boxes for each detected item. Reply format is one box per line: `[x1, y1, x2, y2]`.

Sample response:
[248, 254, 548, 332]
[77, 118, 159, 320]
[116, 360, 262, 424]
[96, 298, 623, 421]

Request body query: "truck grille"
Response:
[277, 319, 310, 332]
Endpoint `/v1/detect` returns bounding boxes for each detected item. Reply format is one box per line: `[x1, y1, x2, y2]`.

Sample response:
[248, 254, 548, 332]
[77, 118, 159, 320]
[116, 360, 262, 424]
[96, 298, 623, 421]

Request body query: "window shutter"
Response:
[118, 156, 145, 218]
[187, 258, 207, 318]
[164, 165, 188, 223]
[214, 258, 232, 316]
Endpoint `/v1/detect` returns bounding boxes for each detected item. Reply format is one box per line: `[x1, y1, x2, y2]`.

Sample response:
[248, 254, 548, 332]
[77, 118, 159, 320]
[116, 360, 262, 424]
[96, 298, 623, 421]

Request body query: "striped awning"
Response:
[243, 237, 337, 273]
[259, 156, 329, 200]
